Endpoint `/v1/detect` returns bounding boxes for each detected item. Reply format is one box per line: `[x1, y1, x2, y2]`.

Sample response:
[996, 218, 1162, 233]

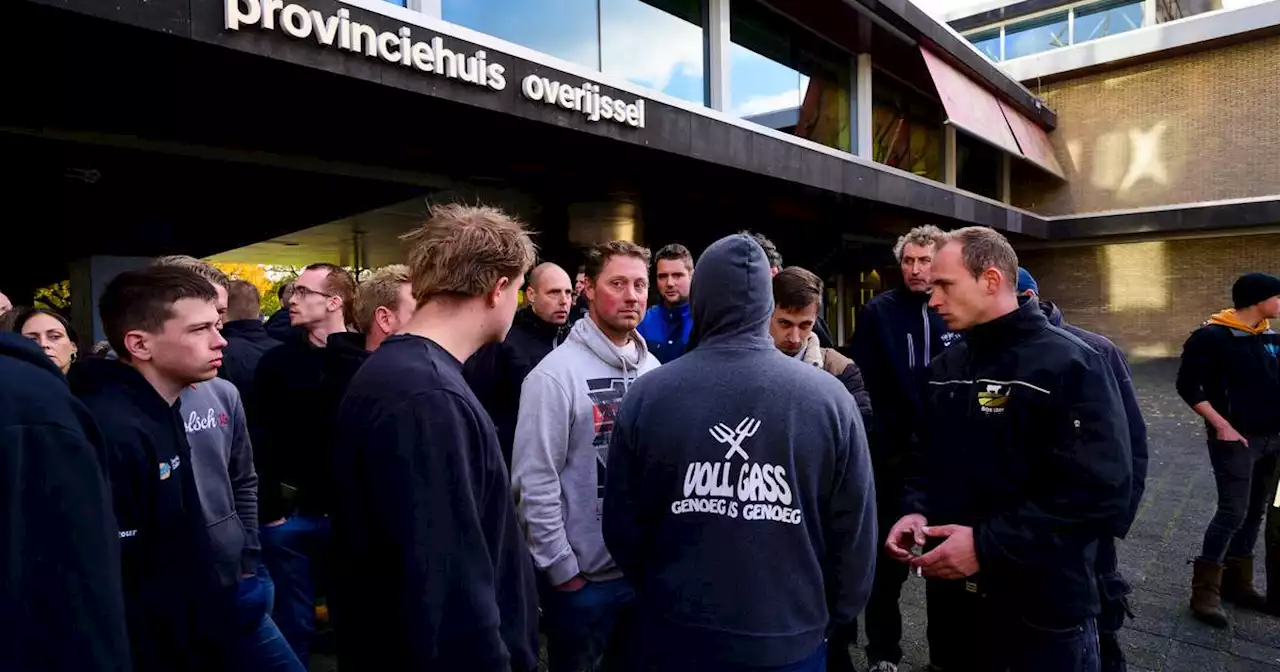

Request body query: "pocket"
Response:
[1019, 614, 1087, 637]
[1097, 571, 1134, 631]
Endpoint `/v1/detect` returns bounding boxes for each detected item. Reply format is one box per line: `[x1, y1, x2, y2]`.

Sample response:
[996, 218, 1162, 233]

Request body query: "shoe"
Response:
[1190, 557, 1229, 628]
[1222, 556, 1268, 610]
[868, 662, 899, 672]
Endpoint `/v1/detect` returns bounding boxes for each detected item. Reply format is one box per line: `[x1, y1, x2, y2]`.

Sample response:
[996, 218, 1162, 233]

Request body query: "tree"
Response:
[211, 263, 280, 316]
[34, 281, 71, 311]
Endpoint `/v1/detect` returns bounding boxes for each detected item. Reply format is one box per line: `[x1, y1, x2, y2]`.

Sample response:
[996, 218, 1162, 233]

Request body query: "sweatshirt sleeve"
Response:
[975, 354, 1133, 570]
[1175, 328, 1213, 408]
[227, 390, 260, 575]
[511, 370, 579, 585]
[364, 391, 511, 670]
[824, 410, 878, 629]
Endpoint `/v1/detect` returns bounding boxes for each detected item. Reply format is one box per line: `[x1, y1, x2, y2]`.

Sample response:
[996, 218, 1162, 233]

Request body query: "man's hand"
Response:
[554, 575, 587, 593]
[886, 513, 928, 561]
[910, 525, 978, 579]
[1213, 423, 1249, 446]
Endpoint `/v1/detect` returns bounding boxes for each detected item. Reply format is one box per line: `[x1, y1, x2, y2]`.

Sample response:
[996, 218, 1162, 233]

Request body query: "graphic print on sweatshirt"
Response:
[587, 377, 628, 500]
[672, 417, 803, 525]
[184, 407, 230, 435]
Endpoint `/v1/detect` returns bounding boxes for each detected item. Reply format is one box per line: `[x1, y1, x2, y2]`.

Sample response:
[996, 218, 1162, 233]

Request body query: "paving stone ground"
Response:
[313, 358, 1280, 671]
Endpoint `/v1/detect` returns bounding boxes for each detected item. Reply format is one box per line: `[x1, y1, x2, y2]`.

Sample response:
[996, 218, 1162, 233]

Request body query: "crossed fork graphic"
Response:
[709, 417, 761, 460]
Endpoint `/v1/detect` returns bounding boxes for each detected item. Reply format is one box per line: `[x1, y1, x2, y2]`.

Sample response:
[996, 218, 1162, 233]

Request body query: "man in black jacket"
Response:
[1, 333, 132, 672]
[1176, 272, 1280, 625]
[71, 266, 233, 672]
[848, 225, 956, 672]
[219, 280, 281, 398]
[603, 234, 877, 672]
[464, 261, 573, 464]
[1019, 267, 1149, 672]
[888, 227, 1132, 672]
[333, 204, 538, 671]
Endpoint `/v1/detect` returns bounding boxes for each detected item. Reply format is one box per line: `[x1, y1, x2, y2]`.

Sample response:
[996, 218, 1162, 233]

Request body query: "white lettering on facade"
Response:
[520, 75, 646, 128]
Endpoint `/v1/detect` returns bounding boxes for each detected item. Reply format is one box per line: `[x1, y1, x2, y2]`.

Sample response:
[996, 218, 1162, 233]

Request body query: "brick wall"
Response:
[1012, 34, 1280, 217]
[1017, 233, 1280, 358]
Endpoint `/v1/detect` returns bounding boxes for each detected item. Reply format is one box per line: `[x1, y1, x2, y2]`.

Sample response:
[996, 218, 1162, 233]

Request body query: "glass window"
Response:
[383, 0, 406, 6]
[871, 75, 944, 181]
[730, 0, 851, 152]
[1074, 0, 1146, 43]
[600, 0, 706, 105]
[1003, 11, 1069, 60]
[442, 0, 601, 70]
[967, 29, 1002, 62]
[956, 131, 1002, 200]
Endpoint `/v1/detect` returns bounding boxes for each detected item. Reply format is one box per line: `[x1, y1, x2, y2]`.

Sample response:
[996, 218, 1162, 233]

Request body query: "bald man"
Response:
[464, 262, 574, 465]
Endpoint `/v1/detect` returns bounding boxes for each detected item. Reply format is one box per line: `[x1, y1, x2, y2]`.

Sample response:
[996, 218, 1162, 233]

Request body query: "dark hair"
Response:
[741, 231, 783, 269]
[773, 267, 823, 311]
[584, 240, 652, 282]
[12, 307, 78, 345]
[227, 280, 262, 321]
[654, 243, 694, 271]
[277, 282, 294, 303]
[99, 266, 218, 362]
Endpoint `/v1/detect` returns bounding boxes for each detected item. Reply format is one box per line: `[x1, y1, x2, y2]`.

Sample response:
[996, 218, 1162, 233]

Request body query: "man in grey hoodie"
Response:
[512, 240, 661, 672]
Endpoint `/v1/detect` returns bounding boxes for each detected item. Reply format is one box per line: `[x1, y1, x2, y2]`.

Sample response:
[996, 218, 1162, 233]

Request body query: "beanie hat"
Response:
[1016, 267, 1039, 295]
[1232, 272, 1280, 309]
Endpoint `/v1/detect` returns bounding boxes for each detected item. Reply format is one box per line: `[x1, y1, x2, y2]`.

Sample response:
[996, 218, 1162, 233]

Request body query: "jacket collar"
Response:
[964, 296, 1049, 356]
[69, 357, 180, 419]
[1037, 298, 1065, 328]
[514, 306, 564, 340]
[222, 318, 273, 341]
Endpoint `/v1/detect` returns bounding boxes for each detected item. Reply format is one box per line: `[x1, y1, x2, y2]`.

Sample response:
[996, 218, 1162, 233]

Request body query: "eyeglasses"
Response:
[292, 285, 335, 299]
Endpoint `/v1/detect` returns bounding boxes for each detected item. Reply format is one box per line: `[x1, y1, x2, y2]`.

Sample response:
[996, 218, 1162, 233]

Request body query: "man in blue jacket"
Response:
[604, 233, 877, 672]
[888, 227, 1132, 672]
[1019, 267, 1149, 672]
[638, 243, 694, 363]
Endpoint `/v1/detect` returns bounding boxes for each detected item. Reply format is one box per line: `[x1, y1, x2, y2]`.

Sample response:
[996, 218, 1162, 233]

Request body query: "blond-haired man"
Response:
[333, 204, 539, 672]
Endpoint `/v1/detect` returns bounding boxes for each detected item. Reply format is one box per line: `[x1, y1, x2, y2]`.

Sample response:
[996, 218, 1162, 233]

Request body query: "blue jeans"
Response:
[539, 576, 634, 672]
[230, 567, 306, 672]
[260, 514, 330, 663]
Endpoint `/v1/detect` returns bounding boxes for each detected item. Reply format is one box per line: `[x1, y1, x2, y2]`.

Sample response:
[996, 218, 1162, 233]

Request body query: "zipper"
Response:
[922, 302, 932, 364]
[907, 333, 915, 369]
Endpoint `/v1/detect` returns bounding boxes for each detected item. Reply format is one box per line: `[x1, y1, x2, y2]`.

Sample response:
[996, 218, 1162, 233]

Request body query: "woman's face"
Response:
[22, 313, 78, 374]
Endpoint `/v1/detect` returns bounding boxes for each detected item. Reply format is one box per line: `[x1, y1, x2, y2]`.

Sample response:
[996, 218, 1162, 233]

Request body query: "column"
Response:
[944, 125, 958, 186]
[69, 256, 154, 347]
[854, 53, 873, 160]
[706, 0, 731, 112]
[1000, 153, 1013, 204]
[408, 0, 442, 18]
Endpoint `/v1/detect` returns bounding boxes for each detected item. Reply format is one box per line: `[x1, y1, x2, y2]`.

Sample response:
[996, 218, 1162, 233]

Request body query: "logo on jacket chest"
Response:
[941, 332, 962, 347]
[158, 454, 182, 481]
[184, 408, 229, 434]
[585, 378, 627, 449]
[977, 383, 1011, 414]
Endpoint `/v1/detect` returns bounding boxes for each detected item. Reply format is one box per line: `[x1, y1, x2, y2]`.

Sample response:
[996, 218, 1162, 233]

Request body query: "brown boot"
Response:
[1191, 558, 1229, 628]
[1223, 556, 1268, 610]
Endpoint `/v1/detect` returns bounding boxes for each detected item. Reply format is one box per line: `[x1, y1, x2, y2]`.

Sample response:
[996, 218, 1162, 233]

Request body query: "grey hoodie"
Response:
[180, 377, 259, 587]
[512, 315, 660, 585]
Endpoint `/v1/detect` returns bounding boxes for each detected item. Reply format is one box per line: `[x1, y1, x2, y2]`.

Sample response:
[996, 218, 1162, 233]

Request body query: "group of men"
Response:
[3, 203, 1279, 672]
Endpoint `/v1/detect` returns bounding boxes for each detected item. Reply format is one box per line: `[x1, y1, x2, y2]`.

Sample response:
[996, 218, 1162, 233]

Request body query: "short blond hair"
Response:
[400, 203, 537, 303]
[892, 225, 947, 263]
[355, 264, 410, 333]
[153, 255, 231, 290]
[942, 226, 1019, 288]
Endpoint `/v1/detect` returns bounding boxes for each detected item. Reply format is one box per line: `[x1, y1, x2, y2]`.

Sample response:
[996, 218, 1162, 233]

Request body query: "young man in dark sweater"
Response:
[332, 204, 539, 671]
[1177, 272, 1280, 626]
[71, 266, 232, 672]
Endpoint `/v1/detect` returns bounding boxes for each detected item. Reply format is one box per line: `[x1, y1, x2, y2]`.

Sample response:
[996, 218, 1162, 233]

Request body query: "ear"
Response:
[123, 330, 153, 362]
[374, 305, 394, 335]
[524, 285, 536, 303]
[488, 276, 512, 308]
[982, 268, 1003, 294]
[327, 295, 343, 314]
[585, 280, 597, 303]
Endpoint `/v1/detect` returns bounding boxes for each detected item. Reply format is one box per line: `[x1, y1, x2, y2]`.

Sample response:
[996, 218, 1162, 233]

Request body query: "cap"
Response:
[1232, 272, 1280, 309]
[1016, 267, 1039, 296]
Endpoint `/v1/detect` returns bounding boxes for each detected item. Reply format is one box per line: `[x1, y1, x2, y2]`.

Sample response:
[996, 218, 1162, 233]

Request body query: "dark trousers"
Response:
[926, 578, 1100, 672]
[841, 480, 909, 668]
[259, 514, 330, 664]
[539, 576, 634, 672]
[1094, 538, 1133, 672]
[626, 642, 827, 672]
[1201, 435, 1280, 562]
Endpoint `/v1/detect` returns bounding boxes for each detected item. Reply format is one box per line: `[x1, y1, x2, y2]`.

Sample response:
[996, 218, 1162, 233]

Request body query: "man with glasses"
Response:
[249, 262, 355, 663]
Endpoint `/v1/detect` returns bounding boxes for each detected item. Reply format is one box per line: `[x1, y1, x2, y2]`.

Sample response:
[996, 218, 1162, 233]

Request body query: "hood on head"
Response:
[0, 332, 66, 381]
[567, 315, 651, 371]
[689, 234, 775, 350]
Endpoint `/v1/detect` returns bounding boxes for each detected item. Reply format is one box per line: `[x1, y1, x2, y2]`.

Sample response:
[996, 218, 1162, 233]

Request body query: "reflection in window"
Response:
[871, 77, 943, 181]
[967, 29, 1001, 61]
[1075, 0, 1146, 43]
[600, 0, 705, 105]
[730, 0, 850, 152]
[1004, 12, 1069, 60]
[956, 131, 1001, 200]
[441, 0, 600, 70]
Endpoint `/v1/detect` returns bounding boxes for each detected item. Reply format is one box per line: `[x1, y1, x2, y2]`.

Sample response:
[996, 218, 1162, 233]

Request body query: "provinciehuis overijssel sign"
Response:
[225, 0, 648, 129]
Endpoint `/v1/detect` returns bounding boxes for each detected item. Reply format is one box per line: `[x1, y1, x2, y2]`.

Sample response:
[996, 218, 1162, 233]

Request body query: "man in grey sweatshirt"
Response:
[512, 240, 661, 672]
